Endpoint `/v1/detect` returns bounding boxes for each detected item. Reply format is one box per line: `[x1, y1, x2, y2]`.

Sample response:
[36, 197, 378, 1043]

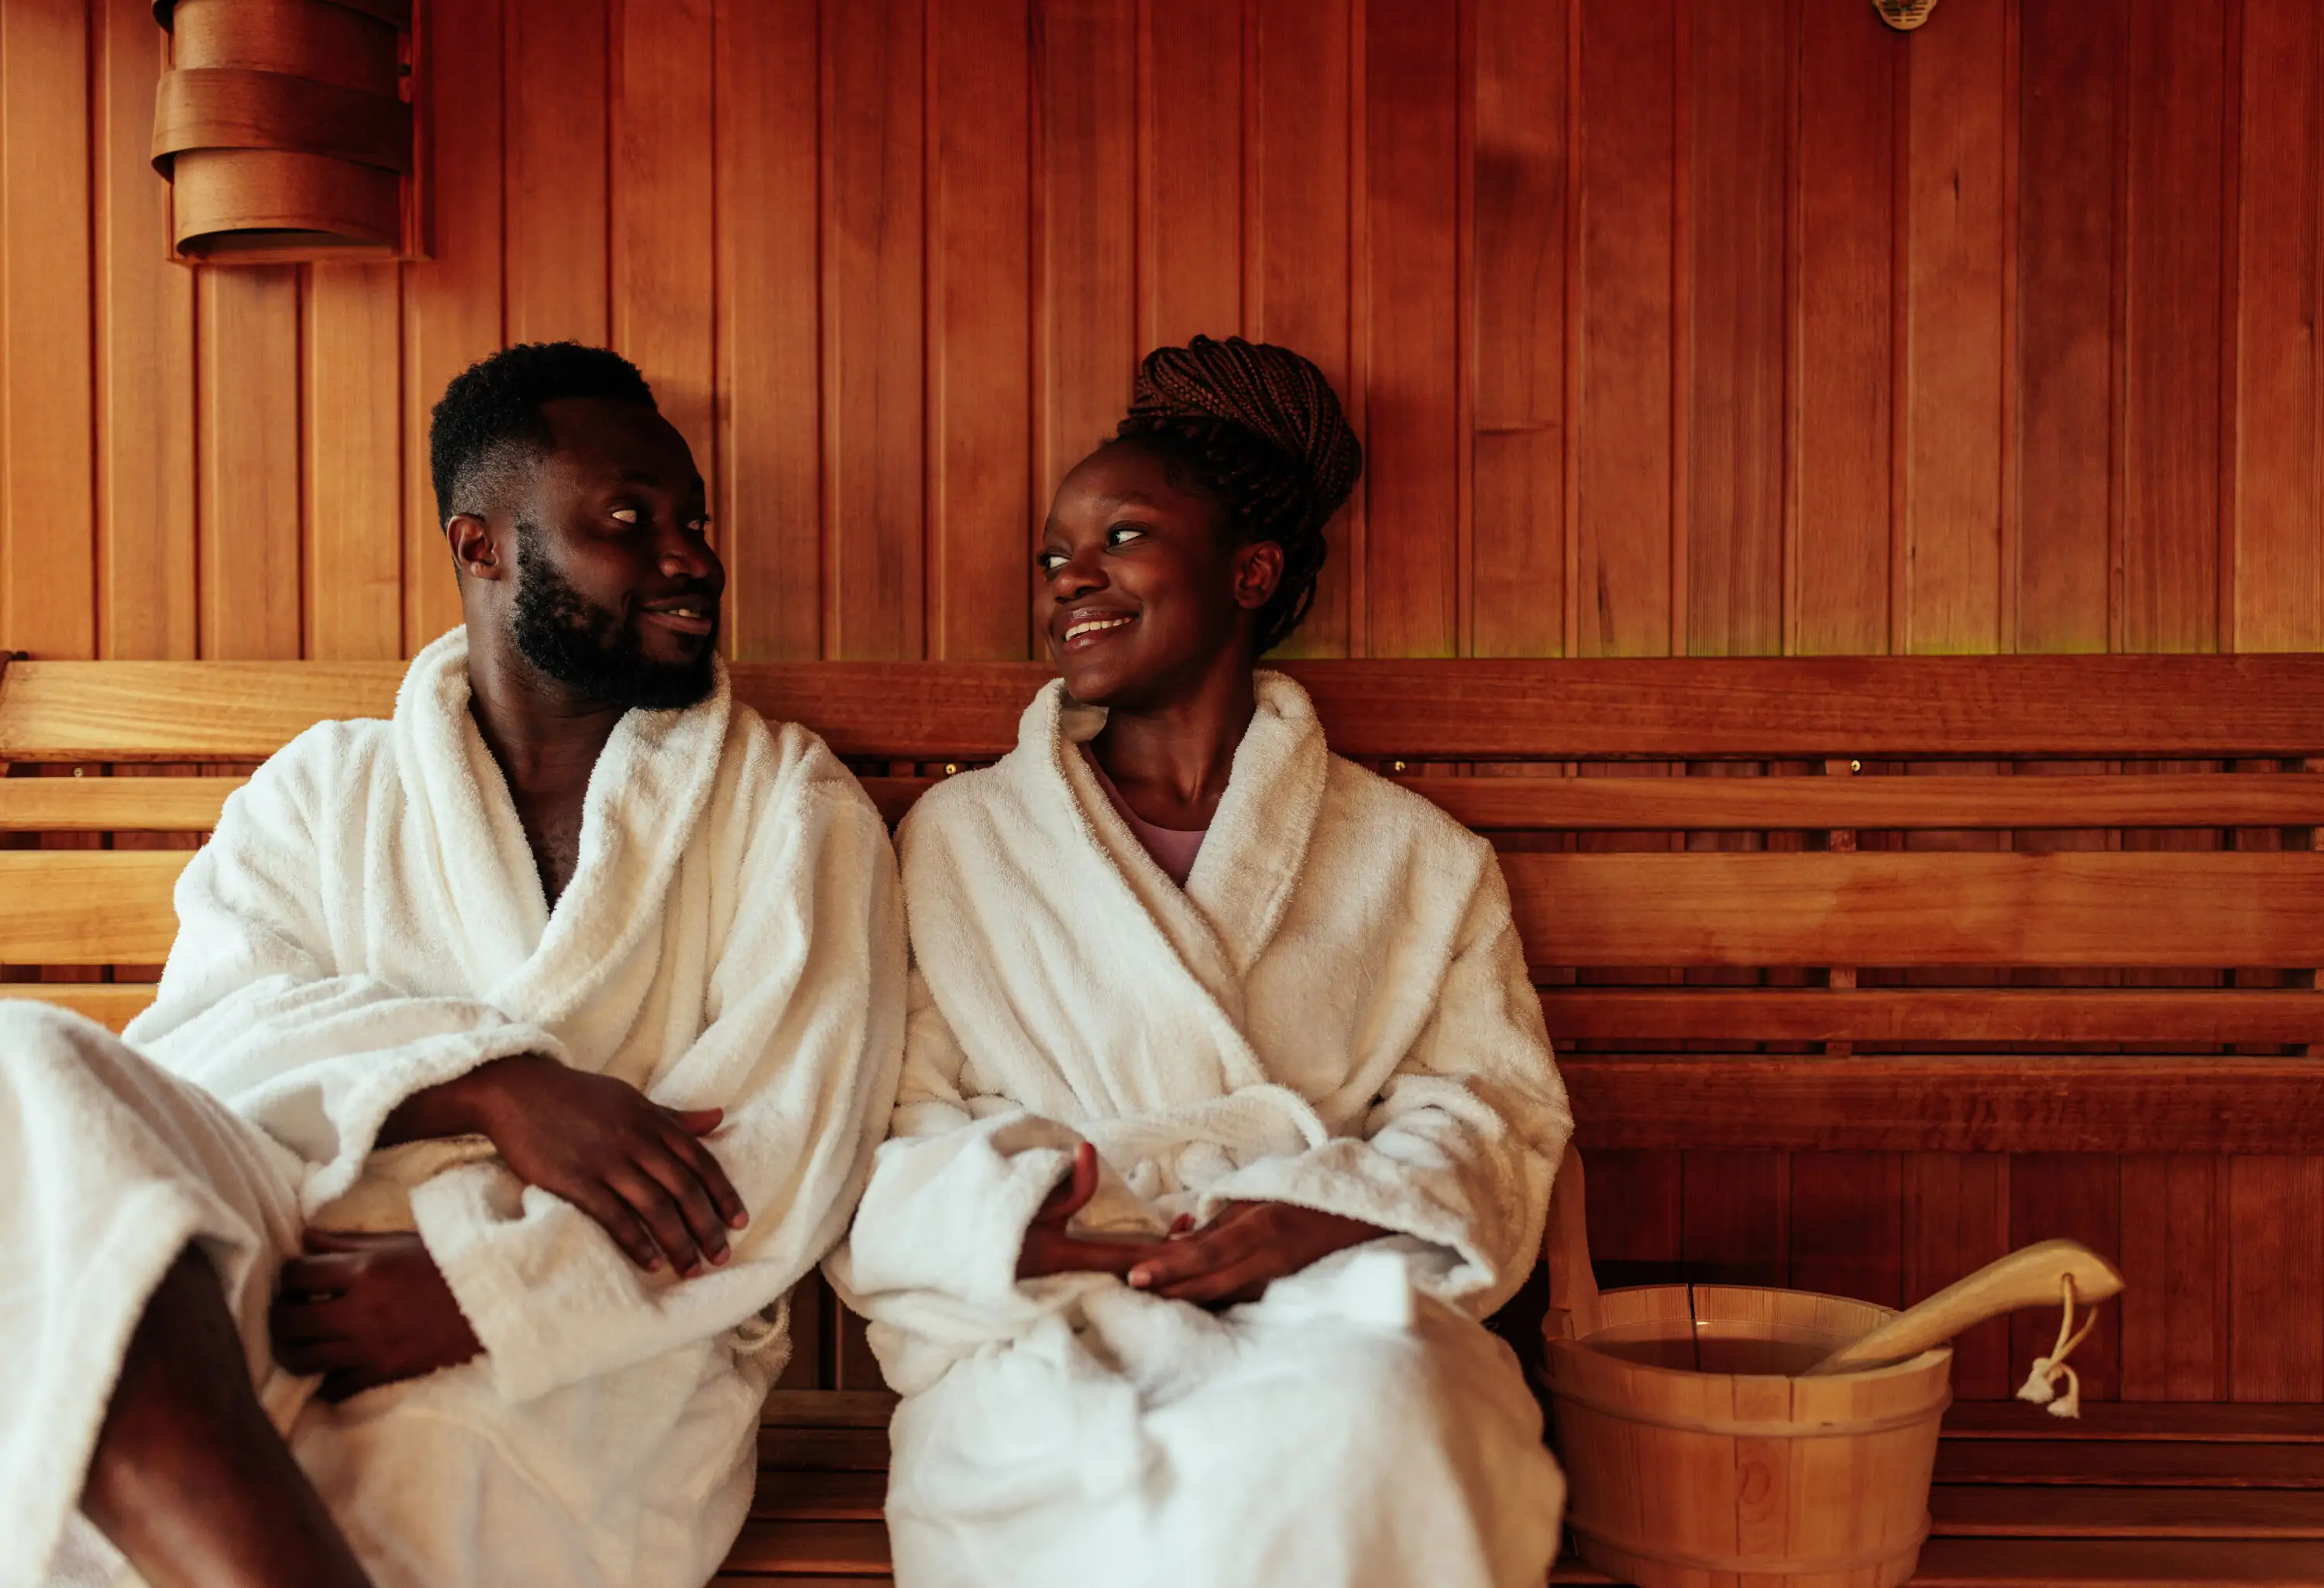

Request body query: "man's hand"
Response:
[1125, 1201, 1391, 1308]
[1014, 1143, 1169, 1281]
[270, 1231, 482, 1402]
[380, 1054, 748, 1275]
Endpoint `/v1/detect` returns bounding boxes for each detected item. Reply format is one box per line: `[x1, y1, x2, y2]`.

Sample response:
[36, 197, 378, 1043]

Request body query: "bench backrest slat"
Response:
[11, 655, 2324, 761]
[1505, 851, 2324, 968]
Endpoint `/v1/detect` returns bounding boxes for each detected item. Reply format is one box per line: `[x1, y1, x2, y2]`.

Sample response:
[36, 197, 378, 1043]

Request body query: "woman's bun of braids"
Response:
[1114, 335, 1363, 655]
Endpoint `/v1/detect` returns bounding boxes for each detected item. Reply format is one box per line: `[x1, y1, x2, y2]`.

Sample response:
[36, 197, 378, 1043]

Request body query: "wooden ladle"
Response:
[1801, 1238, 2124, 1377]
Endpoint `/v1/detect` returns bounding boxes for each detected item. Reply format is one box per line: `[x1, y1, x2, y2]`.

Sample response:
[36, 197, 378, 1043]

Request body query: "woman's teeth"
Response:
[1064, 615, 1133, 641]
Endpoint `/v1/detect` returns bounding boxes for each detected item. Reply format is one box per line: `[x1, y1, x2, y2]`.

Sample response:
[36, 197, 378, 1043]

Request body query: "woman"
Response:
[830, 336, 1570, 1588]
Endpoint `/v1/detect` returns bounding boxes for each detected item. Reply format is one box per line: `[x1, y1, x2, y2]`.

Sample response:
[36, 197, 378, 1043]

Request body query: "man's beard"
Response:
[510, 522, 718, 710]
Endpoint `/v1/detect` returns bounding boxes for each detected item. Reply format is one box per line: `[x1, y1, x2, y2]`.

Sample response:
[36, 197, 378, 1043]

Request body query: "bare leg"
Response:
[78, 1246, 373, 1588]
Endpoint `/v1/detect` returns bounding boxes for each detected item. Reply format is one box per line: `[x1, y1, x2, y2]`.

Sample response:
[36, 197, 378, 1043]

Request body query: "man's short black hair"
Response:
[428, 342, 658, 527]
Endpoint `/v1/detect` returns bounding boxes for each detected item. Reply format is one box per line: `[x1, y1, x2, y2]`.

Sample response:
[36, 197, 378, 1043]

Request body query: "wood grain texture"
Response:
[95, 0, 195, 661]
[0, 981, 153, 1031]
[1571, 0, 1675, 658]
[1470, 0, 1564, 658]
[1537, 988, 2324, 1048]
[199, 266, 304, 659]
[1245, 0, 1353, 658]
[2013, 0, 2116, 656]
[929, 0, 1033, 661]
[1684, 0, 1785, 659]
[1563, 1059, 2324, 1157]
[0, 775, 240, 830]
[1137, 0, 1239, 351]
[1506, 850, 2324, 969]
[714, 0, 820, 662]
[11, 656, 2324, 762]
[2, 0, 98, 661]
[0, 850, 186, 963]
[304, 264, 403, 660]
[1360, 0, 1459, 658]
[400, 0, 502, 652]
[612, 0, 715, 480]
[2235, 0, 2324, 654]
[1032, 0, 1136, 537]
[1792, 0, 1893, 655]
[822, 0, 925, 662]
[1899, 0, 2006, 655]
[504, 0, 610, 347]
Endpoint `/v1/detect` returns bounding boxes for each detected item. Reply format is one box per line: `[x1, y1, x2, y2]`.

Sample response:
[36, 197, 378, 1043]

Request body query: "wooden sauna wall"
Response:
[4, 0, 2322, 1401]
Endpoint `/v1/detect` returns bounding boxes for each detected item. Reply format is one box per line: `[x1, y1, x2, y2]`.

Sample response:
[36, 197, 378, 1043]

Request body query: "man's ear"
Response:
[1232, 539, 1285, 611]
[445, 514, 507, 581]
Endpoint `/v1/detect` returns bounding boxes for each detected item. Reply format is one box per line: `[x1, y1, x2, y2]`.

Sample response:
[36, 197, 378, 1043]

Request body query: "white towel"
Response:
[830, 672, 1572, 1588]
[3, 627, 906, 1588]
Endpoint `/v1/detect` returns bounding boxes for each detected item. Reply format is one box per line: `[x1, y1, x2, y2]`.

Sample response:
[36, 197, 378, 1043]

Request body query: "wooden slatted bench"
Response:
[6, 651, 2324, 1584]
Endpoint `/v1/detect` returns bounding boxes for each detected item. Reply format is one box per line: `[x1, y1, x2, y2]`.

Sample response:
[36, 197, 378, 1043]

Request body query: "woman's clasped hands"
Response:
[1014, 1142, 1388, 1308]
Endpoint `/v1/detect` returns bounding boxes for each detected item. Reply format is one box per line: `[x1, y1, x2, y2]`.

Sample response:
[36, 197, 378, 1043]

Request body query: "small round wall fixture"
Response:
[150, 0, 425, 263]
[1872, 0, 1941, 28]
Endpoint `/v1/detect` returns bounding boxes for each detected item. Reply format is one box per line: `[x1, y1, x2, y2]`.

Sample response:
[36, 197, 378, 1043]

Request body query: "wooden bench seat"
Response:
[6, 651, 2323, 1583]
[728, 1394, 2324, 1586]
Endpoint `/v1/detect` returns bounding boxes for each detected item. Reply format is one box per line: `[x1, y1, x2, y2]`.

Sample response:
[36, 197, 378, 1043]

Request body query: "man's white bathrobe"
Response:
[830, 673, 1573, 1588]
[1, 629, 905, 1588]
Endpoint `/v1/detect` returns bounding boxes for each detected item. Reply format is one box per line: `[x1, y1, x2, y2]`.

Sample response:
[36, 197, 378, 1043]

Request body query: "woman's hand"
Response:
[1125, 1201, 1391, 1308]
[270, 1231, 482, 1402]
[1015, 1143, 1170, 1281]
[381, 1054, 748, 1275]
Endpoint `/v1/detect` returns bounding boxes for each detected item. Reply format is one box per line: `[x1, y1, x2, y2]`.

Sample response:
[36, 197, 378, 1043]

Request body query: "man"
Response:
[0, 343, 905, 1588]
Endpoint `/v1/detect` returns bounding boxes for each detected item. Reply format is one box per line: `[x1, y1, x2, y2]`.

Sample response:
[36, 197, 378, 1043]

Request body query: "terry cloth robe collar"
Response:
[1038, 669, 1328, 1037]
[391, 627, 733, 1028]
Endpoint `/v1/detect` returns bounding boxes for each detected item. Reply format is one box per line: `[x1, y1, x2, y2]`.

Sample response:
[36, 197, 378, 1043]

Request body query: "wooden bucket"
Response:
[1545, 1284, 1950, 1588]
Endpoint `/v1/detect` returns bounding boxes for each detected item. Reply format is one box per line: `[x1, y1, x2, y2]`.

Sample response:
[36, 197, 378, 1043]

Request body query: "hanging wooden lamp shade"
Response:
[151, 0, 425, 262]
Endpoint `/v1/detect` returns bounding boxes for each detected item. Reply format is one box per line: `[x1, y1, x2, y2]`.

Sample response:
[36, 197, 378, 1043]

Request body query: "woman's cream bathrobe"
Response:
[829, 673, 1573, 1588]
[1, 629, 905, 1588]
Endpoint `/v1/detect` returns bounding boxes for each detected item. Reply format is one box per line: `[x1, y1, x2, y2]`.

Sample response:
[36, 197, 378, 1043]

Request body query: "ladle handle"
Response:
[1802, 1238, 2124, 1377]
[1544, 1149, 1600, 1342]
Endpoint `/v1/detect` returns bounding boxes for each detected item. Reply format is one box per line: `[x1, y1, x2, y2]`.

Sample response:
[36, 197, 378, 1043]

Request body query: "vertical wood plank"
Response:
[1247, 0, 1356, 658]
[714, 0, 821, 661]
[2119, 0, 2228, 655]
[2119, 1153, 2229, 1401]
[1680, 1150, 1789, 1290]
[95, 0, 194, 661]
[1587, 1148, 1683, 1290]
[2013, 0, 2118, 655]
[2229, 1156, 2324, 1401]
[1033, 3, 1137, 530]
[2010, 1153, 2122, 1402]
[504, 0, 611, 346]
[929, 0, 1033, 662]
[199, 268, 304, 660]
[1899, 0, 2007, 655]
[2232, 0, 2324, 655]
[403, 0, 505, 650]
[822, 0, 927, 661]
[1139, 0, 1240, 349]
[1790, 1152, 1904, 1308]
[1360, 0, 1460, 660]
[613, 0, 717, 477]
[305, 266, 404, 661]
[1471, 0, 1565, 659]
[1904, 1150, 2012, 1400]
[1685, 0, 1786, 658]
[0, 0, 96, 659]
[1792, 0, 1893, 655]
[1573, 0, 1676, 658]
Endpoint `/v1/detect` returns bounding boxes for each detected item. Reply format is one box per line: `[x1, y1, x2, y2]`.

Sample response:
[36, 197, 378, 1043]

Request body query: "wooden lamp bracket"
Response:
[151, 0, 429, 264]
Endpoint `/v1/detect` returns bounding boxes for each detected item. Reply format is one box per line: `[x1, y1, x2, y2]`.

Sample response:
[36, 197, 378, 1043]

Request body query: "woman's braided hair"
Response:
[1113, 335, 1363, 655]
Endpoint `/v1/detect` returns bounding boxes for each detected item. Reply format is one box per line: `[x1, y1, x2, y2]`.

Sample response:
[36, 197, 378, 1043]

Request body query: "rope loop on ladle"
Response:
[2015, 1273, 2097, 1419]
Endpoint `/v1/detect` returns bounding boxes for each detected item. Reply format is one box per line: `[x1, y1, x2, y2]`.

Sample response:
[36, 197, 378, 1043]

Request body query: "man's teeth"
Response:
[1064, 616, 1133, 641]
